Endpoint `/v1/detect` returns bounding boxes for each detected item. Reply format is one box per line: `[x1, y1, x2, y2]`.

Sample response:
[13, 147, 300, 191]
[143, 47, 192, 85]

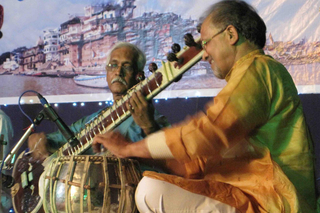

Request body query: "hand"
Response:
[27, 132, 50, 160]
[92, 131, 131, 158]
[92, 131, 152, 159]
[127, 91, 159, 135]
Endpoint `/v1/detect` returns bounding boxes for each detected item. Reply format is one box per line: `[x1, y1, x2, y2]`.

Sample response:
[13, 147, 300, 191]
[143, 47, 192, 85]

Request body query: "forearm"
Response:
[126, 139, 152, 158]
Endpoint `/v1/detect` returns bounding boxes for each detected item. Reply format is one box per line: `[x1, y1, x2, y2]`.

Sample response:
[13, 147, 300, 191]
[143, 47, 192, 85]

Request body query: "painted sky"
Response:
[0, 0, 319, 54]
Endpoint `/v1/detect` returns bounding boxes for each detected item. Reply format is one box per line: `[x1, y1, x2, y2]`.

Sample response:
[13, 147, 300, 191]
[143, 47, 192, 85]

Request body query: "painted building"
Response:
[3, 58, 19, 71]
[16, 0, 199, 73]
[19, 37, 45, 72]
[43, 28, 60, 62]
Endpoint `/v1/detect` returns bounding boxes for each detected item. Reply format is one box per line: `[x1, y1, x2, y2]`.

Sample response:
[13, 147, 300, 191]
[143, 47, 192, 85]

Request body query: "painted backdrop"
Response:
[0, 0, 319, 105]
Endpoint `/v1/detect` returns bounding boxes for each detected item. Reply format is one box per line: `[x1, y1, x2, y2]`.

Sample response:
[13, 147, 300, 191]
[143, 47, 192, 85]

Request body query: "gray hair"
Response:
[105, 42, 146, 74]
[201, 0, 266, 49]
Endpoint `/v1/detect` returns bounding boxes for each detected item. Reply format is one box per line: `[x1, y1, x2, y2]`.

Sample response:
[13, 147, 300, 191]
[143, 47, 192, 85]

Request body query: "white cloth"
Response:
[135, 177, 238, 213]
[146, 131, 174, 159]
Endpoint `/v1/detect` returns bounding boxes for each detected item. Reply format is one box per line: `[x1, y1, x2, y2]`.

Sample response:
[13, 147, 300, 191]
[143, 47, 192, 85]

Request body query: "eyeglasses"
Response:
[106, 63, 134, 73]
[201, 27, 227, 50]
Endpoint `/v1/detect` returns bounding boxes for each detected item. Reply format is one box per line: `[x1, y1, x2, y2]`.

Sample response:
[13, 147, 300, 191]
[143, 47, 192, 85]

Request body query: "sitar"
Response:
[11, 35, 204, 213]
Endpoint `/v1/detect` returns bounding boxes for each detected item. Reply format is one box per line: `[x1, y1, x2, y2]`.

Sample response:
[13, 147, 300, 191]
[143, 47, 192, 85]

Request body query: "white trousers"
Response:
[135, 177, 238, 213]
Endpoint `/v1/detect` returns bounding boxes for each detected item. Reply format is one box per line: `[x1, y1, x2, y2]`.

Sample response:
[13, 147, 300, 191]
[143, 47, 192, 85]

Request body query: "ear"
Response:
[225, 25, 239, 45]
[135, 71, 145, 82]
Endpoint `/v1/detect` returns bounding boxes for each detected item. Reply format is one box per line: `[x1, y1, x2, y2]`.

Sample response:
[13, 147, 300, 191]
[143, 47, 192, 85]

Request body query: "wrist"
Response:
[126, 139, 151, 158]
[142, 121, 160, 135]
[123, 142, 133, 157]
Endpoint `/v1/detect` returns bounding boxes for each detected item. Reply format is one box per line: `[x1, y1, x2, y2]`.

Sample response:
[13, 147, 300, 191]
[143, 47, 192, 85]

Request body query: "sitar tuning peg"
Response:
[184, 33, 197, 47]
[174, 75, 183, 83]
[167, 52, 178, 62]
[135, 72, 145, 82]
[171, 43, 181, 53]
[184, 33, 202, 49]
[148, 62, 158, 73]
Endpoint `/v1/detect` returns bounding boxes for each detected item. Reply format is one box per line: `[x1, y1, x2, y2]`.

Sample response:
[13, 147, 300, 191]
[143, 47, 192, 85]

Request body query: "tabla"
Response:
[41, 155, 142, 213]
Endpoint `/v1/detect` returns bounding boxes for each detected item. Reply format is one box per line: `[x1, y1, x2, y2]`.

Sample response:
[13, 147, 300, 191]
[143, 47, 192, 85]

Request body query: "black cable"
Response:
[18, 90, 40, 128]
[0, 90, 41, 174]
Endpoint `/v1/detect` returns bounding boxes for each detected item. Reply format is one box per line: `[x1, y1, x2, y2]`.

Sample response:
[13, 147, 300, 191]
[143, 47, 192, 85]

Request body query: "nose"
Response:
[202, 50, 209, 61]
[114, 66, 124, 76]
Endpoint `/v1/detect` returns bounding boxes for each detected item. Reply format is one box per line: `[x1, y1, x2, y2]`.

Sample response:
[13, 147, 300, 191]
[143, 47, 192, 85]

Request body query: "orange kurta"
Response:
[145, 50, 316, 212]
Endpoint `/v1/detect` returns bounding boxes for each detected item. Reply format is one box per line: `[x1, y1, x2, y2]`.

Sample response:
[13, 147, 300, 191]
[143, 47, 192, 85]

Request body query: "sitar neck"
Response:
[56, 38, 203, 157]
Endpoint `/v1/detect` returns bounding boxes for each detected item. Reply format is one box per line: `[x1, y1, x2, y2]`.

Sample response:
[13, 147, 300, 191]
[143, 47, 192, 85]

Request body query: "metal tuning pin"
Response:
[184, 33, 201, 49]
[148, 62, 158, 73]
[171, 43, 181, 53]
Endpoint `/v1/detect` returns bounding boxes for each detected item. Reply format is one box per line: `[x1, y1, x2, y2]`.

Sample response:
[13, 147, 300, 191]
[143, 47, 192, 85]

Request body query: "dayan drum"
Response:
[41, 155, 142, 213]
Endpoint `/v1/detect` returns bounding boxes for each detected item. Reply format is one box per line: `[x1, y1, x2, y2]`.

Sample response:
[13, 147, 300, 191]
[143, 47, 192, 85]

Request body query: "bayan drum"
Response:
[40, 155, 141, 213]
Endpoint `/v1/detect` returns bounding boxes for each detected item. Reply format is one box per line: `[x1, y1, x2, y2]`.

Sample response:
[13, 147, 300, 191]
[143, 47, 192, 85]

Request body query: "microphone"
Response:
[2, 173, 15, 188]
[37, 93, 79, 146]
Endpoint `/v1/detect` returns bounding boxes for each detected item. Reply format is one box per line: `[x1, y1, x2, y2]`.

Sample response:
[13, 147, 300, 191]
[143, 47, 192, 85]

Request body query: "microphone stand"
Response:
[3, 110, 46, 170]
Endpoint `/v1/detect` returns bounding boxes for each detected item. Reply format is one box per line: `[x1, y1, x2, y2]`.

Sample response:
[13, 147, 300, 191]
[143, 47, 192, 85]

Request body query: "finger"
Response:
[135, 93, 150, 111]
[126, 100, 134, 113]
[93, 132, 114, 149]
[93, 134, 104, 145]
[92, 143, 101, 153]
[130, 93, 139, 109]
[136, 91, 147, 104]
[135, 92, 147, 107]
[92, 136, 103, 153]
